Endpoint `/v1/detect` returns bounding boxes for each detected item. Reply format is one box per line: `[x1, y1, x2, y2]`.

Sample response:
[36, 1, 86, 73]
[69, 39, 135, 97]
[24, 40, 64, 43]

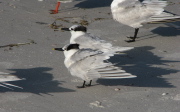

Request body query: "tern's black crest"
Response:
[66, 44, 80, 51]
[74, 26, 87, 32]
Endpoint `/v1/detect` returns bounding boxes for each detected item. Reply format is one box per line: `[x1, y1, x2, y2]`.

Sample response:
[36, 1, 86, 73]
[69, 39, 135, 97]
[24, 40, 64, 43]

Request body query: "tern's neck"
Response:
[64, 49, 77, 59]
[70, 31, 86, 43]
[64, 49, 78, 67]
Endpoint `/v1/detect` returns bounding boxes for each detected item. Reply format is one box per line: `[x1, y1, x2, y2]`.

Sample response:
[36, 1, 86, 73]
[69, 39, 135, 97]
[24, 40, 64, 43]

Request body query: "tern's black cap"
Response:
[61, 25, 87, 32]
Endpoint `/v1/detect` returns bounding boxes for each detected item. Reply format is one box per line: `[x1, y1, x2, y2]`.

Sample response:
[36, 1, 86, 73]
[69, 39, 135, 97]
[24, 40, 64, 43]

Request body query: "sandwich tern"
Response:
[111, 0, 180, 42]
[53, 44, 136, 88]
[61, 25, 134, 53]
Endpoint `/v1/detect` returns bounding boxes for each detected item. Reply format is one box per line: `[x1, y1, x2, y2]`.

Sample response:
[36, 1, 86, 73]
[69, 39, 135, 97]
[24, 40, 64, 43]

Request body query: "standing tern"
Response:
[53, 44, 136, 88]
[61, 25, 134, 53]
[111, 0, 180, 42]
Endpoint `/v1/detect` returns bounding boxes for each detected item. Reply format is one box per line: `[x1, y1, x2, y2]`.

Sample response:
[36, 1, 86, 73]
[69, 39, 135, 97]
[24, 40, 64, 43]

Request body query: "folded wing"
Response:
[74, 34, 134, 53]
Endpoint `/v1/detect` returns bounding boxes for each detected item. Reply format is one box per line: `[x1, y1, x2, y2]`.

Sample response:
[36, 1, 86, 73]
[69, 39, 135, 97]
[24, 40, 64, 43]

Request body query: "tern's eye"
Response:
[70, 28, 74, 30]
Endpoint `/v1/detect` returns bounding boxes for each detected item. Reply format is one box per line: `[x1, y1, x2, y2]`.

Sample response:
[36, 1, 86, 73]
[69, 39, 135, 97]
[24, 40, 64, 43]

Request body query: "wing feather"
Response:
[0, 74, 24, 89]
[68, 49, 136, 81]
[74, 34, 134, 53]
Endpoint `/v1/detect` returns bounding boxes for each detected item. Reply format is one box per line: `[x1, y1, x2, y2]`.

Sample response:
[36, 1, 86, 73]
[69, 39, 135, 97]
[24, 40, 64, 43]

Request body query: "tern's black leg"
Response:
[126, 28, 139, 42]
[77, 81, 86, 88]
[86, 80, 92, 87]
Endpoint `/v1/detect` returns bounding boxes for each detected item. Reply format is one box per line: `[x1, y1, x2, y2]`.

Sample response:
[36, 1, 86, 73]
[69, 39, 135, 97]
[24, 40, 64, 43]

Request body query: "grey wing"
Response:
[145, 0, 180, 24]
[69, 54, 136, 80]
[74, 34, 113, 52]
[71, 49, 109, 62]
[142, 0, 180, 24]
[149, 12, 180, 23]
[75, 34, 134, 53]
[119, 0, 166, 9]
[96, 64, 137, 79]
[69, 50, 136, 80]
[115, 0, 168, 27]
[68, 50, 115, 80]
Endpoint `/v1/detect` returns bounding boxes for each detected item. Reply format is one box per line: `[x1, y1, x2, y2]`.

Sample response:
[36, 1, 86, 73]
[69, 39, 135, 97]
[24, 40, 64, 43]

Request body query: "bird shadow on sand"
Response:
[0, 67, 75, 95]
[97, 46, 180, 88]
[74, 0, 113, 8]
[151, 22, 180, 37]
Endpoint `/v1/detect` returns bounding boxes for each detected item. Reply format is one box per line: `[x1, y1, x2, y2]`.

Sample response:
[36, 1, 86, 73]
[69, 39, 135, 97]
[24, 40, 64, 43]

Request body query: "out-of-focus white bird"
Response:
[111, 0, 180, 42]
[61, 25, 134, 53]
[53, 44, 136, 88]
[0, 72, 24, 90]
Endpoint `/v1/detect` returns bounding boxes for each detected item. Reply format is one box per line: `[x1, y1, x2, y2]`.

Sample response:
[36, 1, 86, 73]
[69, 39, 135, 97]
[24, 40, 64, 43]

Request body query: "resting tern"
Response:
[61, 25, 134, 53]
[53, 44, 136, 88]
[111, 0, 180, 42]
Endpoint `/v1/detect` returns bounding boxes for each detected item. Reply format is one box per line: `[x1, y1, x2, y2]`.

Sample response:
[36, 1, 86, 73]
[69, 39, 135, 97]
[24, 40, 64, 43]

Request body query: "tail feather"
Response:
[143, 0, 167, 15]
[0, 84, 14, 90]
[113, 47, 134, 52]
[152, 12, 178, 18]
[143, 0, 167, 7]
[99, 69, 126, 74]
[98, 67, 125, 72]
[0, 73, 24, 89]
[148, 18, 180, 24]
[142, 0, 180, 25]
[95, 63, 118, 69]
[101, 73, 137, 79]
[101, 73, 132, 76]
[149, 12, 180, 23]
[98, 65, 126, 74]
[97, 64, 136, 79]
[2, 82, 23, 89]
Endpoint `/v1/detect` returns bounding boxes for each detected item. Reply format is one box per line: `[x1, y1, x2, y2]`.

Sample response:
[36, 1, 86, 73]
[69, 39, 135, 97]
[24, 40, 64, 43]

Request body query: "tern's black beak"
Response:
[61, 28, 70, 31]
[52, 48, 64, 51]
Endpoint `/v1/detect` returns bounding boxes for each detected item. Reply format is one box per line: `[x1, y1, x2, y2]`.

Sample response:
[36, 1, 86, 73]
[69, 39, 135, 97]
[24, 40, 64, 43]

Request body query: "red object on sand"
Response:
[50, 2, 61, 14]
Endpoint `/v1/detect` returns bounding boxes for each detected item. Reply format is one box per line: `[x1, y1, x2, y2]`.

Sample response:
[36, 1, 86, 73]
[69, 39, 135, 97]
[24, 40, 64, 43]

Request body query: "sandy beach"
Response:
[0, 0, 180, 112]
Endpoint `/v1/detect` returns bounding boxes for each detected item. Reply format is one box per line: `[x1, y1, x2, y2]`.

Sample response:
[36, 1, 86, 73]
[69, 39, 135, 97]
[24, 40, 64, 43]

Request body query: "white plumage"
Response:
[111, 0, 180, 42]
[53, 44, 136, 88]
[61, 25, 134, 53]
[0, 72, 24, 89]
